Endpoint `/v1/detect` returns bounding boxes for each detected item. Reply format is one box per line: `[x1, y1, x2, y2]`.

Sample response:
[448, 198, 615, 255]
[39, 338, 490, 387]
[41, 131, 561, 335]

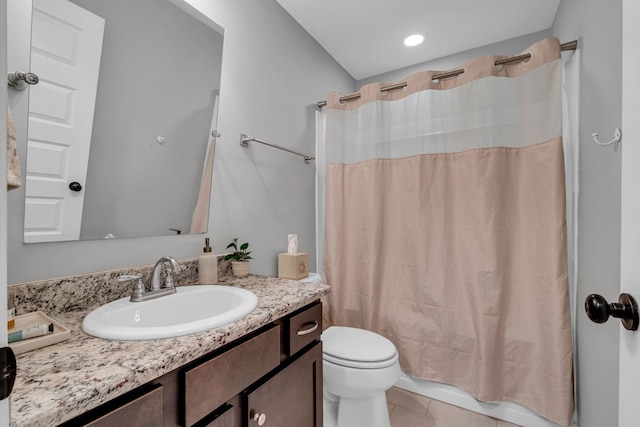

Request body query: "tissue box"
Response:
[278, 253, 309, 280]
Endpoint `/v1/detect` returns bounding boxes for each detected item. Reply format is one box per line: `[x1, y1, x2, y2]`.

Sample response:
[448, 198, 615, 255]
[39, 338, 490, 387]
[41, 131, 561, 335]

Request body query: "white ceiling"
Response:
[275, 0, 561, 80]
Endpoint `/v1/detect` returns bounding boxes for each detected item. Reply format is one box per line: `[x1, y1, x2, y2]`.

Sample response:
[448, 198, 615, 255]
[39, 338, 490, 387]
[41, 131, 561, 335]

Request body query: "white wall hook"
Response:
[592, 128, 622, 150]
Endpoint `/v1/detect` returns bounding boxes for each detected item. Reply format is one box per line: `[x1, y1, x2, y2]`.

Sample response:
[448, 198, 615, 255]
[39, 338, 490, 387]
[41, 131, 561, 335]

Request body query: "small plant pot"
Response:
[231, 261, 250, 278]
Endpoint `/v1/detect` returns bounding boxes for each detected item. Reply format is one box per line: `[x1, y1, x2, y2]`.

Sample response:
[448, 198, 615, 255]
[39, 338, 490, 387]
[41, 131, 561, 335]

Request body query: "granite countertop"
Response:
[9, 275, 330, 427]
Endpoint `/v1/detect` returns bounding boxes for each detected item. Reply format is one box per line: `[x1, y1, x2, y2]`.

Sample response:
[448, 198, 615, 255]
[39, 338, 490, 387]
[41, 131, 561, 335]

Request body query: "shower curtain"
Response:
[322, 37, 574, 426]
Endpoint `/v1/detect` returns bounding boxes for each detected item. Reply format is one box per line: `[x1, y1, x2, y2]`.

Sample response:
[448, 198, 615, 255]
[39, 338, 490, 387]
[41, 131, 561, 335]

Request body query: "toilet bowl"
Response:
[321, 326, 401, 427]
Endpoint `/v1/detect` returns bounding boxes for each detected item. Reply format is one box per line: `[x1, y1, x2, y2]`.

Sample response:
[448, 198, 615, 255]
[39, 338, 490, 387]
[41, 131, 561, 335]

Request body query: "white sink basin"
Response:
[82, 285, 258, 341]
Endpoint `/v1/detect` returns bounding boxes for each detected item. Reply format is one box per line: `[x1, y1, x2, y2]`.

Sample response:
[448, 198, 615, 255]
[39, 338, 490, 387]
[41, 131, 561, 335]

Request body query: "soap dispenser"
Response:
[198, 238, 218, 284]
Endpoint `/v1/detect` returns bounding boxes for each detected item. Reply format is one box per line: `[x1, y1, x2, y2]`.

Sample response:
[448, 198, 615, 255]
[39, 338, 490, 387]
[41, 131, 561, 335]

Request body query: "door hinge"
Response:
[0, 347, 17, 400]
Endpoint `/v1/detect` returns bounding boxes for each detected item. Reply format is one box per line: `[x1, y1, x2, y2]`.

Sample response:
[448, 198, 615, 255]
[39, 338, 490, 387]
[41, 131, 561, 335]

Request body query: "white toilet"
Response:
[300, 273, 400, 427]
[321, 326, 401, 427]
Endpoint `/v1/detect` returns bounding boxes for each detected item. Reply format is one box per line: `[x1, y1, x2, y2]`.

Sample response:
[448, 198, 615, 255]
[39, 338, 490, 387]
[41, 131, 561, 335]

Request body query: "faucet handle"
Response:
[163, 266, 175, 289]
[117, 274, 145, 301]
[162, 263, 183, 288]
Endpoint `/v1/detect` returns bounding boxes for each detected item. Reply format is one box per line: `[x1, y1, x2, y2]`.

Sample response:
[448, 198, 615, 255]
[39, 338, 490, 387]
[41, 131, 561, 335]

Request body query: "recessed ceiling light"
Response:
[404, 33, 425, 47]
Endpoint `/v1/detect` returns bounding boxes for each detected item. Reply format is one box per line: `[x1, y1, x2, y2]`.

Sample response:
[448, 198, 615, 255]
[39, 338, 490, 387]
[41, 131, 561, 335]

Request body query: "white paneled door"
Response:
[24, 0, 104, 242]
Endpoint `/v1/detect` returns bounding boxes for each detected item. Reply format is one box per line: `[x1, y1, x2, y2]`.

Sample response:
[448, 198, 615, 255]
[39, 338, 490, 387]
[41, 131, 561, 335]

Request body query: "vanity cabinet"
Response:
[59, 301, 322, 427]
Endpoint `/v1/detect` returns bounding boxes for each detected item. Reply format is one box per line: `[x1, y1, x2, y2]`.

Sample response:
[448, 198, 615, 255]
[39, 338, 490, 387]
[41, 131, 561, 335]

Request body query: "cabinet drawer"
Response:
[183, 325, 280, 427]
[82, 384, 163, 427]
[288, 302, 322, 356]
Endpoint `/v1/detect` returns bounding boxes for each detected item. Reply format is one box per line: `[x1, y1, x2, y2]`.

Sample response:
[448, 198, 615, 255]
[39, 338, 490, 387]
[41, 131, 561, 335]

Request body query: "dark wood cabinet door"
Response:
[246, 341, 322, 427]
[200, 404, 235, 427]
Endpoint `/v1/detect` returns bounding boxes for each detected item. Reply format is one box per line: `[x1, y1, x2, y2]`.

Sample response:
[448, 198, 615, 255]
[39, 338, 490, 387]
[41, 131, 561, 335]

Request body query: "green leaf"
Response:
[240, 243, 249, 251]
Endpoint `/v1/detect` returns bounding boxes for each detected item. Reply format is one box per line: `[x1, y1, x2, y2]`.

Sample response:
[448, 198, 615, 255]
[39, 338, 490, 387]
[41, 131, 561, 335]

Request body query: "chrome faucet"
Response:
[117, 256, 182, 302]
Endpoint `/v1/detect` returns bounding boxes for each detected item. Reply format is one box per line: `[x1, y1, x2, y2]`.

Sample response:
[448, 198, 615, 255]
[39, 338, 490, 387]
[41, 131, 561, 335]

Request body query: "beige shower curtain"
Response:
[322, 37, 574, 426]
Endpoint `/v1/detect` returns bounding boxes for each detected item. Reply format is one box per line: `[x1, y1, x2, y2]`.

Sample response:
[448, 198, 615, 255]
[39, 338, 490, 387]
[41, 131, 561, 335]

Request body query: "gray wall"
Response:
[552, 1, 622, 427]
[71, 0, 224, 240]
[6, 0, 354, 283]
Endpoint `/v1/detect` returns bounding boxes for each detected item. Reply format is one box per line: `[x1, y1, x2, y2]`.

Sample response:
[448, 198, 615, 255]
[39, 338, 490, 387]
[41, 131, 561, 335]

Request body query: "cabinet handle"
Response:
[297, 321, 319, 336]
[252, 412, 267, 426]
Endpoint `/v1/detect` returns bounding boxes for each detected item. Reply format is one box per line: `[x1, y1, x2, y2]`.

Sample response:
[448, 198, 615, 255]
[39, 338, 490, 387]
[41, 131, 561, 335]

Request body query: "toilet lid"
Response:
[322, 326, 397, 366]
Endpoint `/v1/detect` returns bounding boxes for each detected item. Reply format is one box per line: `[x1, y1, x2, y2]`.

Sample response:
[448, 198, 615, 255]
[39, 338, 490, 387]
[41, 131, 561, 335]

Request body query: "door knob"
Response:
[69, 182, 82, 192]
[7, 71, 39, 90]
[585, 293, 639, 331]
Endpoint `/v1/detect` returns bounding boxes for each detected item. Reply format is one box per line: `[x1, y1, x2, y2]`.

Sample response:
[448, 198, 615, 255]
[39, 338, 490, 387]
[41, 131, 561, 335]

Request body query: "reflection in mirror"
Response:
[23, 0, 224, 243]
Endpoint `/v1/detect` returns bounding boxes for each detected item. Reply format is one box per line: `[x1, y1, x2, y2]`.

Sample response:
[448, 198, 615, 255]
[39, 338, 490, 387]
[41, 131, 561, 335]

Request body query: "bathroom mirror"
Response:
[22, 0, 224, 243]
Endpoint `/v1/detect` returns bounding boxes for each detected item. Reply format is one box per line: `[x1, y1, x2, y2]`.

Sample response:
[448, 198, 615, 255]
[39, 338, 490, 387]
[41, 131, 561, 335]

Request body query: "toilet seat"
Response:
[323, 351, 398, 369]
[322, 326, 398, 369]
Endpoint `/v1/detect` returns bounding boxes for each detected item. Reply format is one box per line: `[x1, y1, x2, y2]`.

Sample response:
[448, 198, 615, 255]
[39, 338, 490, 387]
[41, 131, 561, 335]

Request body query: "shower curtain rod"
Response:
[316, 40, 578, 109]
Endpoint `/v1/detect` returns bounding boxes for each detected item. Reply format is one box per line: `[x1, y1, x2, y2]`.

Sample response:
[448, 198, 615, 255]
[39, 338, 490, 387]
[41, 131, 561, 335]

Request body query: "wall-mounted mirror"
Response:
[23, 0, 224, 243]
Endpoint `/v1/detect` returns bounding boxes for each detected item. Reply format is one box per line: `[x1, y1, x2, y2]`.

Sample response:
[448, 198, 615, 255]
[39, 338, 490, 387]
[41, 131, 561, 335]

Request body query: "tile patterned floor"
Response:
[386, 387, 522, 427]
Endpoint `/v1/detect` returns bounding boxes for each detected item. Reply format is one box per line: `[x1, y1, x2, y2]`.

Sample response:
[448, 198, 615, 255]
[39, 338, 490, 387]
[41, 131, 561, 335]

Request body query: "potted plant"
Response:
[224, 237, 253, 278]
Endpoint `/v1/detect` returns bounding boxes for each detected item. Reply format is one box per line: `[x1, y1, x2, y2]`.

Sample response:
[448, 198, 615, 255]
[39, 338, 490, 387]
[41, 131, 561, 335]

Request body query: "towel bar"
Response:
[240, 134, 314, 163]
